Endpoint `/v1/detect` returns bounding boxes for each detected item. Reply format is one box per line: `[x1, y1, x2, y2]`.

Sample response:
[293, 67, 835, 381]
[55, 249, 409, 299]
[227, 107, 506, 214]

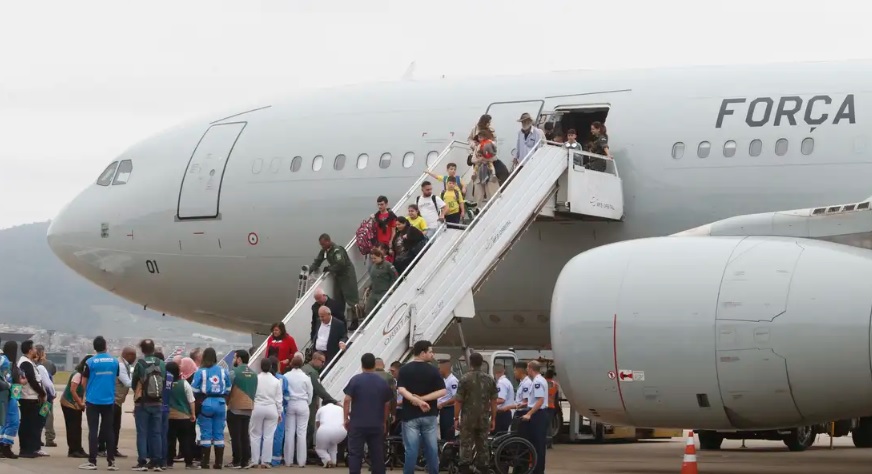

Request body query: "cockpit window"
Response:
[112, 160, 133, 185]
[96, 161, 119, 186]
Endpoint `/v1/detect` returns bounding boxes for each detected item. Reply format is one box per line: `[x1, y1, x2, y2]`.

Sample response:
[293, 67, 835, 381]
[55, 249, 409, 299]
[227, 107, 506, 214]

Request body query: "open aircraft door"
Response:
[177, 122, 247, 220]
[484, 100, 544, 163]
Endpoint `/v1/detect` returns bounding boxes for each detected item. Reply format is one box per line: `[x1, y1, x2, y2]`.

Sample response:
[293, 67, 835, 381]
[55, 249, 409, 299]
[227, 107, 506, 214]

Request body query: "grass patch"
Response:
[53, 371, 71, 386]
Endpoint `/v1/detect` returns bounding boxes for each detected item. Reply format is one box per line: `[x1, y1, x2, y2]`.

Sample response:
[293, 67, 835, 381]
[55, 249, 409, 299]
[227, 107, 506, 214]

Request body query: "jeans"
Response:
[86, 403, 115, 465]
[19, 399, 42, 455]
[98, 404, 123, 454]
[160, 410, 169, 466]
[402, 415, 439, 474]
[348, 426, 383, 474]
[134, 404, 163, 465]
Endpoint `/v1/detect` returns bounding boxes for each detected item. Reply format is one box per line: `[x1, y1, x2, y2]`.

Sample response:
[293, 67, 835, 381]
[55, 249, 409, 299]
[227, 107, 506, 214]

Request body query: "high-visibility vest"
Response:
[547, 378, 559, 409]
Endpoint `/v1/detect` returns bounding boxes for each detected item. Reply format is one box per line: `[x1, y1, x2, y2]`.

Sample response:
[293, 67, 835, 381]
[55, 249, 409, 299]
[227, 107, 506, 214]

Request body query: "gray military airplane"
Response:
[47, 58, 871, 432]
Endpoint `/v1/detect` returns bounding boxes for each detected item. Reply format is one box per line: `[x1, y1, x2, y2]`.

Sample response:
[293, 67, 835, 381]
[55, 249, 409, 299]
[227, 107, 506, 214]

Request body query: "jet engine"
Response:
[551, 235, 872, 430]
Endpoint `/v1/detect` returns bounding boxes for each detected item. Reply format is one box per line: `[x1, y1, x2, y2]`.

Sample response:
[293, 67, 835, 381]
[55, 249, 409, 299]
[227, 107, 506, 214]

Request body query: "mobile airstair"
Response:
[251, 139, 624, 399]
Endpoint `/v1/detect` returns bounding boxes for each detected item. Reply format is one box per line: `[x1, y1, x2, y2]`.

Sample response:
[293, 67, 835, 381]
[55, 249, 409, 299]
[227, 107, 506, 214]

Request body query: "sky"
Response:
[1, 0, 871, 230]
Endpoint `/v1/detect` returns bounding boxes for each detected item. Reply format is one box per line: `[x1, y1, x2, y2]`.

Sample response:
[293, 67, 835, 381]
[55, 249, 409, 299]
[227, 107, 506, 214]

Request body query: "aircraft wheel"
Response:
[783, 425, 815, 451]
[852, 417, 872, 447]
[697, 431, 724, 450]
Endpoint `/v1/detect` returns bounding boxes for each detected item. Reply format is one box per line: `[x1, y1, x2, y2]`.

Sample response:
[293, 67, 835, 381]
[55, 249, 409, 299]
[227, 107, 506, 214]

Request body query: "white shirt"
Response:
[117, 359, 132, 388]
[283, 368, 313, 405]
[515, 376, 532, 407]
[316, 320, 332, 352]
[525, 374, 548, 409]
[515, 126, 544, 164]
[415, 194, 445, 228]
[316, 403, 344, 427]
[254, 372, 283, 415]
[496, 375, 514, 410]
[438, 374, 458, 406]
[178, 380, 195, 403]
[37, 364, 56, 398]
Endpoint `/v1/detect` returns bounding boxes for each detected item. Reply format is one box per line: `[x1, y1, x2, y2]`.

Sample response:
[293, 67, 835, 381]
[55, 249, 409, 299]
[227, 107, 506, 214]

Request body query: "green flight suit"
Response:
[312, 243, 359, 306]
[302, 363, 338, 447]
[366, 261, 398, 314]
[456, 369, 498, 473]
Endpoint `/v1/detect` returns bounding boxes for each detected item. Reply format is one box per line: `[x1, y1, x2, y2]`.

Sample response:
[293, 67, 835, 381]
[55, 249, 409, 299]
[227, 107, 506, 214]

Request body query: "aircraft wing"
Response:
[673, 195, 872, 249]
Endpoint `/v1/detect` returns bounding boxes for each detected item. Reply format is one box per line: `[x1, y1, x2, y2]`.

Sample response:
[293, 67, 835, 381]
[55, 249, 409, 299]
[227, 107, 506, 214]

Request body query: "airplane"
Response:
[46, 58, 872, 432]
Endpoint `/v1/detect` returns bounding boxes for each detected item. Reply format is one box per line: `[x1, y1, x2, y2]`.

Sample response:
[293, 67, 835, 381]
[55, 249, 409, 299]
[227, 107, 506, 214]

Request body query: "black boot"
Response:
[200, 447, 211, 469]
[212, 447, 224, 469]
[1, 445, 18, 459]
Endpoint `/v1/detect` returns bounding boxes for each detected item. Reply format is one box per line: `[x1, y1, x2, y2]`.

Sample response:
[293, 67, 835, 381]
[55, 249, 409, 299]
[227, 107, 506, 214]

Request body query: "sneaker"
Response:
[154, 467, 164, 472]
[132, 464, 149, 471]
[108, 462, 119, 471]
[98, 450, 108, 458]
[46, 441, 58, 447]
[114, 451, 129, 458]
[79, 462, 98, 470]
[185, 465, 201, 470]
[36, 450, 50, 457]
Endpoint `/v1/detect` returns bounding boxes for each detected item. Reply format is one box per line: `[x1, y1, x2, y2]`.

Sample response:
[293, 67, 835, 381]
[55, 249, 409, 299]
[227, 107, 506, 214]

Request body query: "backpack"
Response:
[139, 358, 163, 402]
[493, 159, 510, 184]
[440, 188, 461, 203]
[355, 218, 376, 255]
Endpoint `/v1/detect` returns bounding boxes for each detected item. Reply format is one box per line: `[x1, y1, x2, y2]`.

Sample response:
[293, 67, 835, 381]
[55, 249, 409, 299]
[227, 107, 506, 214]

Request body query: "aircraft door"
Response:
[484, 100, 544, 163]
[177, 122, 247, 219]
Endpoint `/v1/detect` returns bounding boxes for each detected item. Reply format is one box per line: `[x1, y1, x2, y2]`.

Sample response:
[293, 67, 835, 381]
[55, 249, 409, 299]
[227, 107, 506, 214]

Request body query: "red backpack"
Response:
[355, 218, 377, 255]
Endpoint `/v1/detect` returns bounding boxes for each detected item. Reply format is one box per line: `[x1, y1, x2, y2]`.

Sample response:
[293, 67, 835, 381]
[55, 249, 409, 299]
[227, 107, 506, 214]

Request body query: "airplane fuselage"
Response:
[47, 59, 872, 347]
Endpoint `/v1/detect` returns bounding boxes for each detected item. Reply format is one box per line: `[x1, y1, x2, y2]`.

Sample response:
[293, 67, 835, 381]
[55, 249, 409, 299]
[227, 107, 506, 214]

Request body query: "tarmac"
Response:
[2, 396, 872, 473]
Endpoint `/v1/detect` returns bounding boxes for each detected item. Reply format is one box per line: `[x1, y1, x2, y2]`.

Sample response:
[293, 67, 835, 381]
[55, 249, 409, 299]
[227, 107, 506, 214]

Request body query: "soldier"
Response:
[454, 352, 497, 474]
[374, 358, 397, 433]
[365, 248, 398, 316]
[520, 361, 548, 474]
[310, 233, 362, 329]
[302, 351, 338, 450]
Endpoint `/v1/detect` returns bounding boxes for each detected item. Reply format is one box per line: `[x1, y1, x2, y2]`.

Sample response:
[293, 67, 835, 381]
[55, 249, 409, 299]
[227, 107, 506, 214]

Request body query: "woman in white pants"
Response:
[250, 358, 283, 468]
[283, 355, 313, 467]
[314, 403, 347, 467]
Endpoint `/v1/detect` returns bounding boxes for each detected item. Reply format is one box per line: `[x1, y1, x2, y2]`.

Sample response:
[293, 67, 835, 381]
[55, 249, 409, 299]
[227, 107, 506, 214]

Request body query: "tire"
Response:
[697, 431, 724, 451]
[852, 418, 872, 447]
[493, 436, 537, 474]
[783, 425, 816, 451]
[549, 410, 562, 439]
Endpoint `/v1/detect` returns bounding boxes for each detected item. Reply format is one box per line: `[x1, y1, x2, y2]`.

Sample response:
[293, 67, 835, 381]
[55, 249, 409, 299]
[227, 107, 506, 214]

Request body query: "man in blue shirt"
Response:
[343, 353, 392, 474]
[521, 361, 549, 474]
[79, 336, 120, 471]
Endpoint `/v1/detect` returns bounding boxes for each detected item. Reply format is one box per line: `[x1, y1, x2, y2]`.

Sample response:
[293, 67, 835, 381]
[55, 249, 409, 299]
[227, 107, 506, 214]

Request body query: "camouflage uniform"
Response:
[311, 243, 360, 307]
[456, 369, 498, 473]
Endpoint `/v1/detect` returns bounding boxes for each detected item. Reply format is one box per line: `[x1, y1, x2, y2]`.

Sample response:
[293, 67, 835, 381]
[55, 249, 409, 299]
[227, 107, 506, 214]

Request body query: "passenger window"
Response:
[334, 154, 346, 171]
[775, 138, 789, 156]
[379, 152, 392, 169]
[357, 153, 368, 169]
[671, 142, 685, 159]
[312, 155, 324, 171]
[112, 160, 133, 185]
[251, 158, 263, 175]
[723, 140, 736, 157]
[426, 151, 439, 168]
[697, 141, 711, 158]
[749, 139, 763, 157]
[801, 137, 814, 155]
[290, 156, 302, 172]
[96, 161, 118, 186]
[402, 152, 415, 168]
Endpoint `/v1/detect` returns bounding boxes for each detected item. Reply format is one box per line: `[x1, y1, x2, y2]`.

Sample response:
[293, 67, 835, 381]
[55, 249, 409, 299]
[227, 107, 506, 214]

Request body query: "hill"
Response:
[0, 221, 248, 342]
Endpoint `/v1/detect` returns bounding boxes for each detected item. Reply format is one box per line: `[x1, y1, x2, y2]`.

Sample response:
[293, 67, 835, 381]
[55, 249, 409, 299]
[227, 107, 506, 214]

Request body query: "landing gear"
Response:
[852, 417, 872, 447]
[697, 431, 724, 451]
[783, 425, 816, 452]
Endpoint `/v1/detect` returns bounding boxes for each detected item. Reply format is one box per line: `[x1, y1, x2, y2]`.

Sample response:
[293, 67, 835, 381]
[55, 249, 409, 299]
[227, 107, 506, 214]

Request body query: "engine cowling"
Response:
[551, 236, 872, 430]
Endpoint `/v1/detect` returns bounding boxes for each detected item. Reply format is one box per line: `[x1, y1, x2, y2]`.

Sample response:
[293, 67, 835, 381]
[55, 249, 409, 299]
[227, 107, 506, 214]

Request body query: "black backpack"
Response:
[139, 358, 163, 402]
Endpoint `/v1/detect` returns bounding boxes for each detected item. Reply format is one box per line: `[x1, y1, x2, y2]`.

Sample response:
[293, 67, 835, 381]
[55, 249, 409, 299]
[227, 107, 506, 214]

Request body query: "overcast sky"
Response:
[1, 0, 870, 230]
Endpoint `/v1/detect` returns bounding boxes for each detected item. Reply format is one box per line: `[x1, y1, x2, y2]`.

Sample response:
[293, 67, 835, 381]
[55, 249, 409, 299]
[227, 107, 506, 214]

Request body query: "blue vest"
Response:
[86, 353, 118, 405]
[276, 373, 289, 410]
[162, 372, 174, 411]
[193, 366, 229, 397]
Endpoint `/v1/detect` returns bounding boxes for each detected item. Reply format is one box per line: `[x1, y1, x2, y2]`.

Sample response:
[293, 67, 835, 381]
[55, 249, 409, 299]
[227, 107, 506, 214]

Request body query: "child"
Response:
[442, 180, 465, 227]
[427, 163, 466, 195]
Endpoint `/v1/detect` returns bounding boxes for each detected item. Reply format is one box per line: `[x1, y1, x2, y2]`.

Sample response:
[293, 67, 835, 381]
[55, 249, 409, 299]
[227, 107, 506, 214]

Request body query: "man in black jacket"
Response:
[310, 287, 345, 342]
[17, 340, 46, 458]
[311, 306, 347, 364]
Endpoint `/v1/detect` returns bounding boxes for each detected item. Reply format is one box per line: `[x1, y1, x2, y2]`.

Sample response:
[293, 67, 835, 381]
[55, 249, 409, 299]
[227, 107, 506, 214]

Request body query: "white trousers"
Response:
[315, 424, 347, 465]
[284, 400, 310, 467]
[249, 404, 279, 465]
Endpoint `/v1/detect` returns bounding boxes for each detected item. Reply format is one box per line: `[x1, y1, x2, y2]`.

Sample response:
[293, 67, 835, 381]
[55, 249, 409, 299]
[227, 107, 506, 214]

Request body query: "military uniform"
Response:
[455, 369, 497, 473]
[366, 260, 398, 315]
[523, 374, 549, 474]
[311, 243, 360, 315]
[375, 368, 397, 431]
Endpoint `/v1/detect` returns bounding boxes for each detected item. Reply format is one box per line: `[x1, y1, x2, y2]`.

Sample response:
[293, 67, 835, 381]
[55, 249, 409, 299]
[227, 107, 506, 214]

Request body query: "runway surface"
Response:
[2, 397, 871, 472]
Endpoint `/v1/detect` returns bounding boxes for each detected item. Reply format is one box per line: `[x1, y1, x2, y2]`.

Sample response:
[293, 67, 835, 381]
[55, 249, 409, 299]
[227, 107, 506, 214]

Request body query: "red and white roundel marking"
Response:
[248, 233, 259, 245]
[607, 371, 616, 380]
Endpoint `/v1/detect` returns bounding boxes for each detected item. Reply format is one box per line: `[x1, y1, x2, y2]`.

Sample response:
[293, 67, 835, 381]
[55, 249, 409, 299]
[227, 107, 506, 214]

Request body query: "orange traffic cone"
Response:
[681, 430, 699, 474]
